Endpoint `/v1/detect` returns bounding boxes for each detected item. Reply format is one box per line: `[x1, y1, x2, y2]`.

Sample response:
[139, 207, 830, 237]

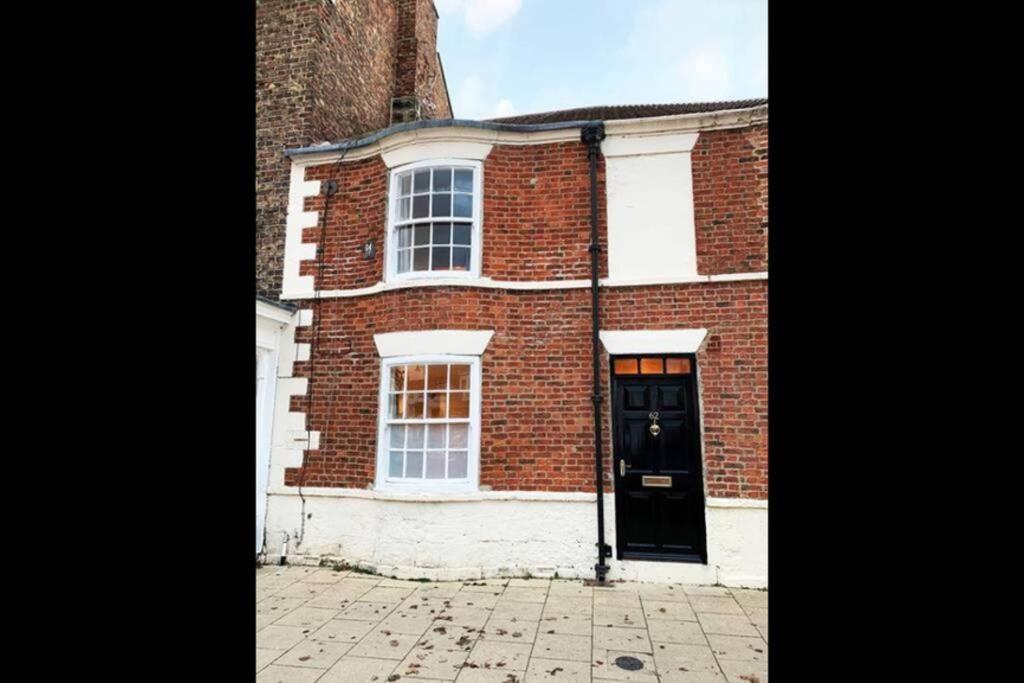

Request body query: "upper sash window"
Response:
[387, 160, 482, 281]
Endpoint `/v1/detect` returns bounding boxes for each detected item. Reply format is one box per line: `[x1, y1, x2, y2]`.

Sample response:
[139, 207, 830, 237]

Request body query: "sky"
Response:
[434, 0, 767, 120]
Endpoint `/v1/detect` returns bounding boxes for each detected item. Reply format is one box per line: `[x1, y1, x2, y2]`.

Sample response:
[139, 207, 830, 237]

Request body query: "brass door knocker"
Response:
[649, 411, 661, 437]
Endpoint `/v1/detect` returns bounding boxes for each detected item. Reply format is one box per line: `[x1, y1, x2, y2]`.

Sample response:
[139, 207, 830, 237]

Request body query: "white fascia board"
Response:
[599, 329, 709, 355]
[604, 105, 768, 136]
[601, 132, 699, 158]
[373, 329, 495, 358]
[296, 126, 581, 165]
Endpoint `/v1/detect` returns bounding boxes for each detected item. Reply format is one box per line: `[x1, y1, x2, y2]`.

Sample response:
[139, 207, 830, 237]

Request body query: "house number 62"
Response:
[649, 411, 661, 437]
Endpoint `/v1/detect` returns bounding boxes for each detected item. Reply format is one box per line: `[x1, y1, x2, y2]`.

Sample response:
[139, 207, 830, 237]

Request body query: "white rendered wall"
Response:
[262, 490, 766, 587]
[256, 302, 293, 554]
[603, 132, 700, 282]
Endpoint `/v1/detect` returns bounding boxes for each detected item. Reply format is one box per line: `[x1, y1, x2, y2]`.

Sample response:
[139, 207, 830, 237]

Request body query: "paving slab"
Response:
[256, 569, 767, 683]
[318, 655, 398, 683]
[525, 657, 592, 682]
[532, 631, 592, 661]
[275, 639, 352, 669]
[256, 664, 326, 682]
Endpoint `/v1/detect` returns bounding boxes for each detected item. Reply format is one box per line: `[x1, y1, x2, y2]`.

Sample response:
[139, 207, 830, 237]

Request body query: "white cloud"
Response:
[435, 0, 522, 39]
[454, 73, 486, 118]
[676, 46, 732, 101]
[491, 98, 517, 118]
[452, 74, 517, 120]
[613, 0, 766, 103]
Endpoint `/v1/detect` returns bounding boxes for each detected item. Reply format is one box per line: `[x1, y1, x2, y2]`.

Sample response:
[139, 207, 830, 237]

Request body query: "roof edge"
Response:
[284, 102, 767, 159]
[285, 118, 598, 158]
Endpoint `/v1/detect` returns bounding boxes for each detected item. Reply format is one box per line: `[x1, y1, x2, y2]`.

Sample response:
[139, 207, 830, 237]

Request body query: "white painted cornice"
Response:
[604, 105, 768, 137]
[278, 272, 768, 301]
[290, 105, 767, 166]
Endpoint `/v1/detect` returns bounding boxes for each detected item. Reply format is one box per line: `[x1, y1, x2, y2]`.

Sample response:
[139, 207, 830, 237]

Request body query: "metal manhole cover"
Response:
[614, 656, 644, 671]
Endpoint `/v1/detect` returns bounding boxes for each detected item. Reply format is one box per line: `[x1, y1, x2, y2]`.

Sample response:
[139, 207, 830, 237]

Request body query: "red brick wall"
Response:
[602, 283, 768, 499]
[284, 280, 766, 499]
[296, 142, 608, 290]
[482, 143, 607, 281]
[257, 0, 451, 300]
[692, 124, 769, 274]
[302, 157, 390, 290]
[285, 126, 767, 500]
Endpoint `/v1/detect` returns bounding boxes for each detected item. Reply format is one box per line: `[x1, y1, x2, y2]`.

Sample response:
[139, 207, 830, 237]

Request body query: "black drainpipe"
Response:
[582, 122, 610, 583]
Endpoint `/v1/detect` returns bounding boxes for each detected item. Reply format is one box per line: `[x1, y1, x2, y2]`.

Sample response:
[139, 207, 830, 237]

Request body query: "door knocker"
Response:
[648, 411, 661, 437]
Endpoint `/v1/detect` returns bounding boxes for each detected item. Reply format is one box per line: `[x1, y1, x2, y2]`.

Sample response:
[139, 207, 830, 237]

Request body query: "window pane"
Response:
[414, 224, 430, 245]
[432, 193, 451, 217]
[413, 247, 430, 271]
[425, 451, 446, 478]
[414, 170, 430, 192]
[449, 392, 470, 418]
[396, 249, 411, 273]
[389, 451, 404, 478]
[449, 424, 468, 448]
[399, 173, 412, 196]
[407, 365, 425, 390]
[666, 358, 692, 374]
[614, 358, 638, 375]
[452, 247, 471, 271]
[453, 193, 472, 217]
[640, 358, 664, 374]
[390, 366, 406, 391]
[413, 195, 429, 218]
[433, 168, 452, 191]
[388, 393, 404, 418]
[427, 424, 446, 449]
[450, 364, 470, 390]
[454, 169, 473, 192]
[433, 223, 451, 244]
[397, 197, 410, 221]
[448, 451, 468, 478]
[427, 392, 447, 418]
[406, 391, 425, 418]
[397, 226, 412, 247]
[390, 424, 406, 448]
[453, 223, 471, 245]
[406, 451, 423, 478]
[427, 364, 448, 390]
[432, 246, 450, 270]
[407, 424, 425, 449]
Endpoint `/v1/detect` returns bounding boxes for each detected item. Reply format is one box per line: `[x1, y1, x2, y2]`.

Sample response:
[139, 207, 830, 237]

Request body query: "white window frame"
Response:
[385, 159, 483, 283]
[375, 354, 482, 492]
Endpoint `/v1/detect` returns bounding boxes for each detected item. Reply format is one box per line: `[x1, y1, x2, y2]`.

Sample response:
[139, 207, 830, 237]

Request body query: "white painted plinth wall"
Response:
[262, 490, 766, 588]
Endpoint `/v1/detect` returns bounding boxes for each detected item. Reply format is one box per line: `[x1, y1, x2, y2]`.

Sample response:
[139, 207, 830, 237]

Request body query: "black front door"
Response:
[611, 355, 707, 563]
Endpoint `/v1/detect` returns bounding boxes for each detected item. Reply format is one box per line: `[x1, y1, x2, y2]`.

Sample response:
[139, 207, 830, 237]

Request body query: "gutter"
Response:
[582, 122, 611, 583]
[283, 104, 767, 159]
[285, 118, 602, 158]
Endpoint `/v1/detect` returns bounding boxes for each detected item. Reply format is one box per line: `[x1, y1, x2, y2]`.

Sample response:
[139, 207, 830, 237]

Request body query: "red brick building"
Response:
[257, 0, 452, 555]
[261, 100, 768, 587]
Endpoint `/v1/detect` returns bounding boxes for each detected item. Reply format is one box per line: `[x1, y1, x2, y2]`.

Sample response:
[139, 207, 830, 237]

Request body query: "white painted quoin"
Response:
[263, 104, 768, 585]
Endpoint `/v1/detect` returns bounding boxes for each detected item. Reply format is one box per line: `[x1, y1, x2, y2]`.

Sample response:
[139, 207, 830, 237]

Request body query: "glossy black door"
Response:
[611, 355, 707, 563]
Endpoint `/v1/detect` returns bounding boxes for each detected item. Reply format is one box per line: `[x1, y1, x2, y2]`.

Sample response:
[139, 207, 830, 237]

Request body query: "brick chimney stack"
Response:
[392, 0, 452, 124]
[256, 0, 452, 300]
